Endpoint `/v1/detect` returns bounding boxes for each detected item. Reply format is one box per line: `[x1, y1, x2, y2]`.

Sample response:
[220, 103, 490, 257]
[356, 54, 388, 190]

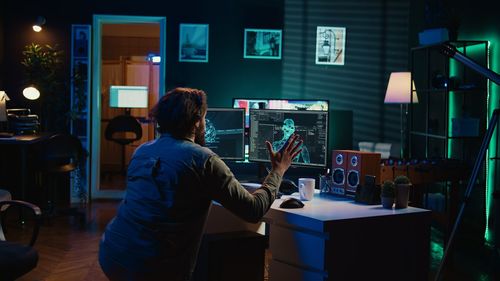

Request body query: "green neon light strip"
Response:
[447, 41, 495, 244]
[448, 50, 460, 159]
[484, 40, 495, 244]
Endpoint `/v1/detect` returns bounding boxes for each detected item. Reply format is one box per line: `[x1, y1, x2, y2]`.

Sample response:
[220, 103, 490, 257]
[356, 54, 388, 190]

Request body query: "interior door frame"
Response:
[91, 15, 166, 199]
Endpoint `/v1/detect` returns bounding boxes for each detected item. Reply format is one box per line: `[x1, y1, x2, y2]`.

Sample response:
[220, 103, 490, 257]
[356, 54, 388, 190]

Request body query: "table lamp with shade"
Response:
[0, 91, 10, 135]
[384, 72, 418, 159]
[0, 91, 9, 123]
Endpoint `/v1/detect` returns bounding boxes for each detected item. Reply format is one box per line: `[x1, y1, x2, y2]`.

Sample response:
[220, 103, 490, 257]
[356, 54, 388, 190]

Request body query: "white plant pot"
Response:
[395, 184, 411, 209]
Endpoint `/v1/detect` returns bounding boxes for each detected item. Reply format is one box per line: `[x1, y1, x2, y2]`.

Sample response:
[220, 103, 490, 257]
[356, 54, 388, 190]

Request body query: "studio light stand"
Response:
[434, 43, 500, 281]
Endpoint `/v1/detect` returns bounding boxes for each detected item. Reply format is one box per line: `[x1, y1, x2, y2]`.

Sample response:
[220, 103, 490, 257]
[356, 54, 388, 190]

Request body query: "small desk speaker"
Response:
[345, 150, 381, 196]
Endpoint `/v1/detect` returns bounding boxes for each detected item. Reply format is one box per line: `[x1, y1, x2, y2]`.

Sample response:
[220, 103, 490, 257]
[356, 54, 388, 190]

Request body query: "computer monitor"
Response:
[109, 85, 149, 108]
[248, 109, 328, 167]
[233, 98, 329, 128]
[205, 108, 245, 160]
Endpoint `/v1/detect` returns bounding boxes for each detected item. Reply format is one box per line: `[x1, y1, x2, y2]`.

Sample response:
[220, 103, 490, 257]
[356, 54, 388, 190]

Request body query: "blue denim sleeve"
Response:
[203, 156, 282, 223]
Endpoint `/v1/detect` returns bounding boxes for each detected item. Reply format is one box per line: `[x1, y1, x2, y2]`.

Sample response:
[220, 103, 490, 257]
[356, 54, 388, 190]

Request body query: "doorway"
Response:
[91, 15, 166, 199]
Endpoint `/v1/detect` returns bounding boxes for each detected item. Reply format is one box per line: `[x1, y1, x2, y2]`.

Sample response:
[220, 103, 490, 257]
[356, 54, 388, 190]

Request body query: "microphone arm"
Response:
[440, 43, 500, 85]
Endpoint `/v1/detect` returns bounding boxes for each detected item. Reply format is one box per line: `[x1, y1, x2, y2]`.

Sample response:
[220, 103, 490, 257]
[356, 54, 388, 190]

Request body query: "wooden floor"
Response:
[7, 200, 271, 281]
[12, 201, 119, 281]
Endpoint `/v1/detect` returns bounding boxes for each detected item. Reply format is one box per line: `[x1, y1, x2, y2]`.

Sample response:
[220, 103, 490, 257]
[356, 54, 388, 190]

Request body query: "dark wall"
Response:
[0, 0, 284, 110]
[282, 0, 410, 147]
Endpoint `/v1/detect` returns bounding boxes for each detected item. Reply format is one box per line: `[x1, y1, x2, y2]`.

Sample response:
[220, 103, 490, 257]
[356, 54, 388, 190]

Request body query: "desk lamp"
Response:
[384, 72, 418, 159]
[0, 91, 10, 135]
[0, 91, 9, 122]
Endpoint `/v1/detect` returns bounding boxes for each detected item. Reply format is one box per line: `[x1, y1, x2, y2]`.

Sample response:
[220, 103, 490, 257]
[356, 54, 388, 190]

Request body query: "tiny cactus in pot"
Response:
[394, 175, 411, 209]
[381, 180, 395, 209]
[394, 175, 410, 185]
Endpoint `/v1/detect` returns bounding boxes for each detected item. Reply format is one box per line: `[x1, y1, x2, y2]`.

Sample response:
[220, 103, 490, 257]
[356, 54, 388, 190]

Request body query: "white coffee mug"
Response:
[298, 178, 315, 201]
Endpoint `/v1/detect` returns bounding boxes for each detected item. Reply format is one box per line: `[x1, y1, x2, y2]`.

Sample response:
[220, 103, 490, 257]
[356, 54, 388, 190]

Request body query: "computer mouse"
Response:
[280, 179, 298, 195]
[279, 197, 304, 209]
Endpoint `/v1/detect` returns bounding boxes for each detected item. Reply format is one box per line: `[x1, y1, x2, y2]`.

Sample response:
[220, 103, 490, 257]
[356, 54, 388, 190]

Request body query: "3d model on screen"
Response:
[205, 118, 216, 143]
[203, 108, 245, 160]
[272, 118, 310, 164]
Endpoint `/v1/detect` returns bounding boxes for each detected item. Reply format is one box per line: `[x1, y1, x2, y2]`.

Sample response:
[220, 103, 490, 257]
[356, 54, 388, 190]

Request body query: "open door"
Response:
[91, 15, 166, 199]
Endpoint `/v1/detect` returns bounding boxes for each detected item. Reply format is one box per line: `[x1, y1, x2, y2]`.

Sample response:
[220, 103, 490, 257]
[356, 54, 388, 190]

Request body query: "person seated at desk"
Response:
[99, 87, 303, 281]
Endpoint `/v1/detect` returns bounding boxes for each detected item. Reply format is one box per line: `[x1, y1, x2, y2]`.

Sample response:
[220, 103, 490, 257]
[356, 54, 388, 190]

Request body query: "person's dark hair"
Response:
[150, 87, 207, 138]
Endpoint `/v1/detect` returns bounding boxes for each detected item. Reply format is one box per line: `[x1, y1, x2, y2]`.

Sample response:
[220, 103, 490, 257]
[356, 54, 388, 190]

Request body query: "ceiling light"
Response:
[33, 16, 46, 32]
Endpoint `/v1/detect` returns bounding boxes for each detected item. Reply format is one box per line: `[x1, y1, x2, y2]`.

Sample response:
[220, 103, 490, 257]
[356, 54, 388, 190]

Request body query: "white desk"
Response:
[204, 183, 266, 235]
[264, 191, 431, 281]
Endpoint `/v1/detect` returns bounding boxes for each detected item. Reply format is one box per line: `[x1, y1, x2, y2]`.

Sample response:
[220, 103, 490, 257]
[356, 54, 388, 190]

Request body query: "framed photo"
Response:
[72, 25, 90, 58]
[179, 24, 209, 63]
[315, 26, 346, 65]
[244, 29, 282, 59]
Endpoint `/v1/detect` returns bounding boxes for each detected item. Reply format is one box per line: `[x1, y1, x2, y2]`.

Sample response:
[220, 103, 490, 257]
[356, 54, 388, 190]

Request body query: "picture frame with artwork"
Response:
[179, 23, 209, 63]
[315, 26, 346, 65]
[73, 25, 90, 58]
[244, 28, 282, 59]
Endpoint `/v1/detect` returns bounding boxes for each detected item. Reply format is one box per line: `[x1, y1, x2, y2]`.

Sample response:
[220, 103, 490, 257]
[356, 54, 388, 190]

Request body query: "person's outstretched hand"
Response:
[265, 134, 303, 177]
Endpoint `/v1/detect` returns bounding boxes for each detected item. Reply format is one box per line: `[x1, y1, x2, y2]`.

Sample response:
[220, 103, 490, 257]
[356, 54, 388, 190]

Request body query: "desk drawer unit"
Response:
[269, 223, 327, 280]
[269, 259, 325, 281]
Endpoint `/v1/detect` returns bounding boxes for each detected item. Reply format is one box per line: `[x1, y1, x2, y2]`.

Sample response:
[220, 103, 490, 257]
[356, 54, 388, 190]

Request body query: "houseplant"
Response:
[394, 175, 411, 209]
[21, 43, 66, 132]
[381, 180, 395, 209]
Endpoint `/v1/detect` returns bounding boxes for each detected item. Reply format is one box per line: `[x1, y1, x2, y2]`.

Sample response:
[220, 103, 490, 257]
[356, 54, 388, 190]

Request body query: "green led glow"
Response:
[448, 44, 486, 159]
[448, 50, 460, 159]
[484, 38, 498, 244]
[430, 239, 444, 266]
[447, 36, 497, 245]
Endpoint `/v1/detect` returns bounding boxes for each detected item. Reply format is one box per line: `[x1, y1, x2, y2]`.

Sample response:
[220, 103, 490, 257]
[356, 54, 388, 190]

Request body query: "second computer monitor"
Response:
[233, 98, 329, 127]
[205, 108, 245, 160]
[249, 109, 328, 167]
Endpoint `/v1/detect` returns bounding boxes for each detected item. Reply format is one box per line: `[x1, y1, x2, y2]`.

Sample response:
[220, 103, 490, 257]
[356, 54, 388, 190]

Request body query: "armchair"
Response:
[0, 200, 42, 281]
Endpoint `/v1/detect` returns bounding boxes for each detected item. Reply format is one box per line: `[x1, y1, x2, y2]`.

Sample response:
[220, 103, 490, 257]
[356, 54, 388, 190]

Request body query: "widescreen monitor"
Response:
[109, 85, 148, 108]
[248, 109, 328, 167]
[204, 108, 245, 160]
[233, 98, 329, 127]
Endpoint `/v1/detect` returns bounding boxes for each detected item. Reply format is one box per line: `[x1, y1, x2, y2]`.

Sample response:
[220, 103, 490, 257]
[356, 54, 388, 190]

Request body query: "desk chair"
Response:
[0, 200, 41, 281]
[37, 133, 85, 223]
[105, 115, 142, 175]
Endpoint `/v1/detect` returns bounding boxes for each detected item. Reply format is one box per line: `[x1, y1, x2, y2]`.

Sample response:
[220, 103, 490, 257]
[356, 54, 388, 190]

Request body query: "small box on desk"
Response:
[355, 175, 381, 205]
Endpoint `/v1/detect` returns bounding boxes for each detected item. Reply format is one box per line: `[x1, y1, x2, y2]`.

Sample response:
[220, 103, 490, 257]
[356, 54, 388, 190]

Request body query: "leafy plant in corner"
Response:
[21, 43, 67, 132]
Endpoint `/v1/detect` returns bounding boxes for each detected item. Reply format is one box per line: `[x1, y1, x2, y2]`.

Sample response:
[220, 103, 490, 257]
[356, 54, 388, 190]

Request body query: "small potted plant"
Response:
[381, 180, 395, 209]
[394, 175, 411, 209]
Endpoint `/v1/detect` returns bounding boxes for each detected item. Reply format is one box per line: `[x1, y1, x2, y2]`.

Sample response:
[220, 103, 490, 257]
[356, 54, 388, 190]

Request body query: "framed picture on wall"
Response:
[315, 26, 346, 65]
[179, 23, 209, 62]
[70, 24, 91, 204]
[73, 25, 90, 58]
[244, 29, 282, 59]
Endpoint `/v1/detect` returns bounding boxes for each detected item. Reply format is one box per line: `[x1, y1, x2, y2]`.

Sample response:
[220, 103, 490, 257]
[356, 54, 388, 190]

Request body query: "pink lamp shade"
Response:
[384, 72, 418, 104]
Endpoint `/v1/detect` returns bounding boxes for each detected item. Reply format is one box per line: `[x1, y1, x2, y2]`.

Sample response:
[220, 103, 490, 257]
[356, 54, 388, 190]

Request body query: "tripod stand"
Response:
[434, 43, 500, 281]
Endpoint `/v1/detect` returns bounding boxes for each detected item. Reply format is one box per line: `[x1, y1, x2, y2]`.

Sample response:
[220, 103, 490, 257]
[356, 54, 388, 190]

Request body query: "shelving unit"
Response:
[409, 40, 488, 165]
[69, 24, 92, 204]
